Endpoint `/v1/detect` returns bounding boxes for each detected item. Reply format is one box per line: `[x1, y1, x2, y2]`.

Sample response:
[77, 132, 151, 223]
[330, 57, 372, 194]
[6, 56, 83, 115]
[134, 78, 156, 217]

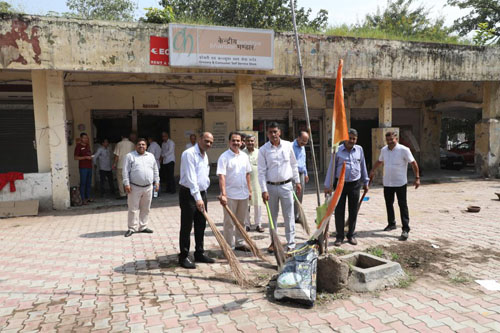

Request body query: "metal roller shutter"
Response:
[0, 107, 38, 173]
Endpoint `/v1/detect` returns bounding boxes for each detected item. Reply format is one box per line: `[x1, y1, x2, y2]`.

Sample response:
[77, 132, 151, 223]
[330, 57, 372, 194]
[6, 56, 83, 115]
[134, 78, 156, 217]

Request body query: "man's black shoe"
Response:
[256, 226, 265, 233]
[333, 239, 342, 247]
[124, 230, 134, 237]
[140, 228, 154, 233]
[179, 257, 196, 269]
[383, 224, 397, 231]
[399, 231, 409, 241]
[194, 254, 215, 263]
[235, 245, 251, 252]
[245, 226, 251, 232]
[347, 237, 358, 245]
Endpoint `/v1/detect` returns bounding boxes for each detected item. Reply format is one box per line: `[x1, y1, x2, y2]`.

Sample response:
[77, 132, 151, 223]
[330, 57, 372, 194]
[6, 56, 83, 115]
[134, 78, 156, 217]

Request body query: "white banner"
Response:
[168, 24, 274, 70]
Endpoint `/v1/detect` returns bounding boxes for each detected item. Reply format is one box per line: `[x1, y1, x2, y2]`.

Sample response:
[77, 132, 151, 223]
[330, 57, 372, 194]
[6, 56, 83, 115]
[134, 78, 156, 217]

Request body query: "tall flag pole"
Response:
[318, 59, 349, 253]
[290, 0, 321, 206]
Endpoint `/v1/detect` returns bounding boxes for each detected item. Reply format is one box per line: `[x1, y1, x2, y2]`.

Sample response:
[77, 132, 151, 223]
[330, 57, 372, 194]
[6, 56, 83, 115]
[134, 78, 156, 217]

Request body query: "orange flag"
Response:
[332, 59, 348, 146]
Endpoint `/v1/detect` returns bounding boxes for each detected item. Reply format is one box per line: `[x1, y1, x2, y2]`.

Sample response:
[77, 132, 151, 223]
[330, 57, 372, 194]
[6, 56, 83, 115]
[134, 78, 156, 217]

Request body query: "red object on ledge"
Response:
[0, 172, 24, 192]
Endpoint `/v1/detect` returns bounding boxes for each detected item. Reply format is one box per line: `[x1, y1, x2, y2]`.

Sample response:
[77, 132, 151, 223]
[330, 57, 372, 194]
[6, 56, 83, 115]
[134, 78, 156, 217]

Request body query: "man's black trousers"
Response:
[161, 162, 176, 193]
[383, 184, 410, 232]
[99, 170, 114, 195]
[179, 186, 207, 260]
[334, 179, 361, 240]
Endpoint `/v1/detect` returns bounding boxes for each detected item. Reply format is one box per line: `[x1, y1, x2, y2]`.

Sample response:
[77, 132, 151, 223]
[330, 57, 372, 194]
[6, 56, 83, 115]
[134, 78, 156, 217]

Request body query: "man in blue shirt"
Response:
[324, 128, 369, 246]
[292, 131, 309, 222]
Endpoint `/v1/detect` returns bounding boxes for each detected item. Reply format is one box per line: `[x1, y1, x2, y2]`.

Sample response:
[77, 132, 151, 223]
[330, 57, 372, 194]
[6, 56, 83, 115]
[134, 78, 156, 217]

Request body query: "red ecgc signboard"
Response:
[150, 36, 169, 66]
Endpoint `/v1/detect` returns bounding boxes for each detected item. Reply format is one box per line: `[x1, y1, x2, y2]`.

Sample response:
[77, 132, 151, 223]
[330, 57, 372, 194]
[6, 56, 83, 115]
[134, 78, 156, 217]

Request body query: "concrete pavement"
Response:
[0, 179, 499, 332]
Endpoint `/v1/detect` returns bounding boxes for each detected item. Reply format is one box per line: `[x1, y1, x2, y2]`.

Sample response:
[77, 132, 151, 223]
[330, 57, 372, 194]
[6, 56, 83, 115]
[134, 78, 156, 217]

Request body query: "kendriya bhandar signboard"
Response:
[168, 24, 274, 70]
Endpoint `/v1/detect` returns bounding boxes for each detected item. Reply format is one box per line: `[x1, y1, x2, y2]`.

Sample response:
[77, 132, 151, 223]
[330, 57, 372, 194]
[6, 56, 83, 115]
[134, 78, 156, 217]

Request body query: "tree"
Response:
[66, 0, 137, 21]
[362, 0, 456, 41]
[0, 1, 13, 13]
[447, 0, 500, 45]
[143, 0, 328, 31]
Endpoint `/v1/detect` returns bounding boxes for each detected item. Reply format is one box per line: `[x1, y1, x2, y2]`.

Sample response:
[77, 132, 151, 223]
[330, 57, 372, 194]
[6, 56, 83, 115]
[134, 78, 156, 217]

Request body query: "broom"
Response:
[265, 200, 286, 270]
[292, 191, 311, 235]
[222, 204, 270, 263]
[201, 210, 250, 286]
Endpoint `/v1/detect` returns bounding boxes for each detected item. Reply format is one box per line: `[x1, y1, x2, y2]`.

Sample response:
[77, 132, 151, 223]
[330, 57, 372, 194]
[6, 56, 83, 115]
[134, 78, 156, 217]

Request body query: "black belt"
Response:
[130, 182, 152, 188]
[180, 185, 206, 193]
[267, 179, 292, 186]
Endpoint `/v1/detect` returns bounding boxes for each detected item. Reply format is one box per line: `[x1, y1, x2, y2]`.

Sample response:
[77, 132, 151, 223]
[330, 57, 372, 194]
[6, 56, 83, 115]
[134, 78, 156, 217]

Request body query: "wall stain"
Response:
[0, 18, 41, 67]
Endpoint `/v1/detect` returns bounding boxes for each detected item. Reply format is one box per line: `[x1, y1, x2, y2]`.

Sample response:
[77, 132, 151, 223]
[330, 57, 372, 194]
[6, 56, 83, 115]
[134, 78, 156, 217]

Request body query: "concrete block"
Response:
[0, 200, 39, 217]
[339, 252, 406, 292]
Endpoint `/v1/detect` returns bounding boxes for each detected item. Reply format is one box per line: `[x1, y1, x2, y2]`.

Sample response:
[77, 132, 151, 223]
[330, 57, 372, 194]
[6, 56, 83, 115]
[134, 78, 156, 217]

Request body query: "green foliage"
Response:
[143, 0, 328, 31]
[362, 0, 457, 42]
[473, 22, 498, 45]
[0, 1, 13, 13]
[397, 274, 415, 288]
[366, 247, 385, 258]
[66, 0, 137, 21]
[448, 0, 500, 45]
[442, 118, 475, 142]
[141, 6, 174, 24]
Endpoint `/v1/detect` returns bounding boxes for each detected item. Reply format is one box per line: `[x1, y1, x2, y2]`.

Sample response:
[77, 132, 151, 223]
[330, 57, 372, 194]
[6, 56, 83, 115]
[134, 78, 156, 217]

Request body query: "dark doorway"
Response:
[350, 119, 378, 169]
[138, 115, 170, 142]
[93, 118, 132, 144]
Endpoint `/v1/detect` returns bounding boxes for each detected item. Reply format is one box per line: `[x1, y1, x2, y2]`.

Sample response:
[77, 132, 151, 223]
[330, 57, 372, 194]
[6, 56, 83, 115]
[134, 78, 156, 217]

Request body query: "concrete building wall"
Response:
[1, 15, 500, 82]
[0, 172, 52, 210]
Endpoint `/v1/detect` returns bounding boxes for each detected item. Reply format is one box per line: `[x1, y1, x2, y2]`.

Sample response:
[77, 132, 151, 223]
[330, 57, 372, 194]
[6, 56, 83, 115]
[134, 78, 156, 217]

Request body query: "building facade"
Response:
[0, 15, 499, 210]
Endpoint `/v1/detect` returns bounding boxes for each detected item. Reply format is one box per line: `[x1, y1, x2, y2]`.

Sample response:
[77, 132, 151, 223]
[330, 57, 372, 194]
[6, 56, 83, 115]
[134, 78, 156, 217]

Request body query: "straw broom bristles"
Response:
[201, 210, 250, 287]
[293, 192, 310, 235]
[222, 204, 270, 263]
[265, 201, 286, 270]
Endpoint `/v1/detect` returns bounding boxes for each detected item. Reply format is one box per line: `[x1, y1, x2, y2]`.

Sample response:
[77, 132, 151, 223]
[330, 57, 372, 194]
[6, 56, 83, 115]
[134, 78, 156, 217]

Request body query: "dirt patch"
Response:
[378, 240, 456, 277]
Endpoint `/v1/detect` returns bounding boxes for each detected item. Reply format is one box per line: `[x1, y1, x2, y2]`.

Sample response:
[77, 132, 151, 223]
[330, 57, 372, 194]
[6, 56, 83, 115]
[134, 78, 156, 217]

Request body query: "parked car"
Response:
[449, 141, 474, 165]
[440, 148, 465, 170]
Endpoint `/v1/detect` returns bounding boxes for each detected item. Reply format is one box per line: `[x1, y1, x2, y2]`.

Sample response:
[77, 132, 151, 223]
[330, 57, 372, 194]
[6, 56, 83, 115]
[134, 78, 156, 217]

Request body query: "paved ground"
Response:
[1, 178, 499, 332]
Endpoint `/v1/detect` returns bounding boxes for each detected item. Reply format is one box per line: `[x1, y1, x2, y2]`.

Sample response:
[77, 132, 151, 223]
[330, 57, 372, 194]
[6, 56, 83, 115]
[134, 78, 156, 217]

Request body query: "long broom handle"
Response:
[265, 200, 275, 230]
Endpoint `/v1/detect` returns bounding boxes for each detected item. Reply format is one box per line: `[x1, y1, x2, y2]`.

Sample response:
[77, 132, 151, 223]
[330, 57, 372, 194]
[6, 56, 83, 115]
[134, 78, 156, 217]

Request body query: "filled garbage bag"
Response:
[274, 243, 318, 306]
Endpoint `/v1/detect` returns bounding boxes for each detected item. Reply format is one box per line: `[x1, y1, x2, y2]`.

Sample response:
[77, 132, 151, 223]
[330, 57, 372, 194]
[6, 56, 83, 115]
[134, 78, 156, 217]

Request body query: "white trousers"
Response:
[267, 182, 295, 249]
[245, 205, 262, 228]
[223, 198, 248, 248]
[127, 184, 153, 232]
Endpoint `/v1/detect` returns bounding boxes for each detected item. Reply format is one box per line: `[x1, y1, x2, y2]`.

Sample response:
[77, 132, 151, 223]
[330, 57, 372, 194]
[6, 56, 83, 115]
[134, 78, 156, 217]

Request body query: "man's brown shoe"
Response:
[347, 237, 357, 245]
[333, 239, 342, 247]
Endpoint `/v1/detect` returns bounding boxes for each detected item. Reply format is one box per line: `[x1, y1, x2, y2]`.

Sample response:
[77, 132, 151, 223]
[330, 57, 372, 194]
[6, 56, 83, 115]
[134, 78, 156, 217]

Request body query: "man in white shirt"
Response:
[217, 132, 252, 252]
[113, 134, 136, 199]
[123, 138, 160, 237]
[370, 131, 420, 241]
[258, 122, 301, 252]
[93, 138, 114, 196]
[185, 134, 196, 149]
[178, 132, 215, 269]
[160, 131, 176, 194]
[147, 136, 162, 169]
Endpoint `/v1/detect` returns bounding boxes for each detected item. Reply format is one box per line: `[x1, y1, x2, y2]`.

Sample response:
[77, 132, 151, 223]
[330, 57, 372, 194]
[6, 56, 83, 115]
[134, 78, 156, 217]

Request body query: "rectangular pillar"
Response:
[234, 75, 253, 131]
[475, 82, 500, 177]
[46, 71, 70, 209]
[420, 106, 441, 170]
[371, 127, 399, 184]
[32, 71, 51, 173]
[378, 81, 392, 128]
